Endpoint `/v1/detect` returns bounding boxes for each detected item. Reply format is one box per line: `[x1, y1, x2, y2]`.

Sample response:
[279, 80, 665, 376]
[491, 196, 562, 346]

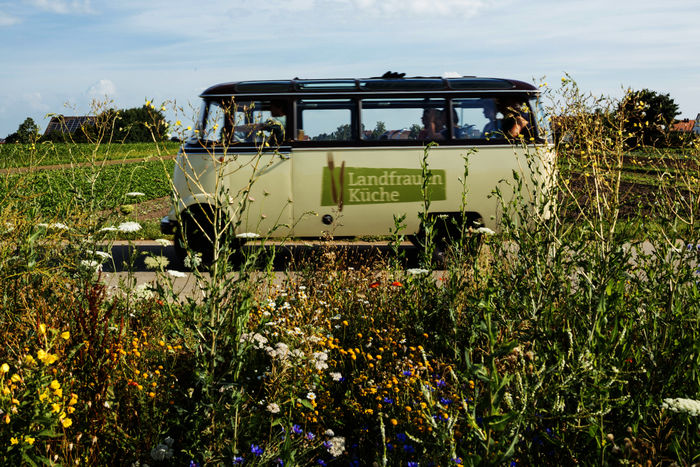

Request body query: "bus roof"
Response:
[200, 75, 538, 97]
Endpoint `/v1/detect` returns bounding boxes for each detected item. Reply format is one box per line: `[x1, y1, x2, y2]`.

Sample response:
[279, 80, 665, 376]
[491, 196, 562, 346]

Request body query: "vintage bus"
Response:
[161, 73, 555, 260]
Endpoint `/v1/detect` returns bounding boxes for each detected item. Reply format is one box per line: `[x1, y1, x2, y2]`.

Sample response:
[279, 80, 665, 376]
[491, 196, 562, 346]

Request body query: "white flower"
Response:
[662, 397, 700, 416]
[80, 260, 102, 273]
[118, 221, 141, 233]
[88, 250, 112, 261]
[324, 429, 335, 437]
[183, 253, 202, 269]
[236, 232, 260, 239]
[267, 402, 280, 414]
[144, 255, 169, 270]
[100, 226, 118, 232]
[126, 192, 145, 197]
[40, 222, 69, 230]
[475, 227, 495, 236]
[155, 238, 172, 247]
[327, 436, 345, 457]
[132, 283, 154, 301]
[407, 268, 430, 275]
[330, 372, 342, 381]
[306, 392, 316, 401]
[167, 270, 187, 278]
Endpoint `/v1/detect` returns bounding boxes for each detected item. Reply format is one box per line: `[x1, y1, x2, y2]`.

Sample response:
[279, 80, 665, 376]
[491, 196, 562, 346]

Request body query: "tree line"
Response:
[3, 105, 170, 144]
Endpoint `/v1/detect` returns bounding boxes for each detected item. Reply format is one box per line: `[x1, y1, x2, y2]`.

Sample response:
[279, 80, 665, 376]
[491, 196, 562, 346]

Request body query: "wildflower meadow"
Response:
[1, 81, 699, 465]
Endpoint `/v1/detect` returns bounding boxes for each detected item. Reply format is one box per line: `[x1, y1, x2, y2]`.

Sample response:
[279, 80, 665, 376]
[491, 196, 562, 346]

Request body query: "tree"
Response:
[618, 89, 679, 148]
[113, 105, 169, 143]
[15, 118, 39, 143]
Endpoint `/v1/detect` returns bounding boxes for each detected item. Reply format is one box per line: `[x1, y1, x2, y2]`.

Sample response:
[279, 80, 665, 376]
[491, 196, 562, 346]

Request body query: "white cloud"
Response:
[86, 79, 117, 99]
[23, 0, 94, 14]
[0, 11, 20, 26]
[23, 92, 50, 112]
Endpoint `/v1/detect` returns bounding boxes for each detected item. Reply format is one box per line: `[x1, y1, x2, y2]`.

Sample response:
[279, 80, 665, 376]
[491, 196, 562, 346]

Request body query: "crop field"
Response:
[1, 88, 700, 465]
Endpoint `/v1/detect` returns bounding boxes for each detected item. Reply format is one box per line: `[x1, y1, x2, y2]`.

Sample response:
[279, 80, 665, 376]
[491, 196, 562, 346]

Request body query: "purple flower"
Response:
[436, 379, 446, 388]
[396, 433, 407, 442]
[189, 462, 200, 467]
[251, 444, 263, 456]
[383, 397, 394, 404]
[317, 460, 327, 466]
[402, 370, 412, 376]
[403, 444, 415, 454]
[292, 424, 303, 434]
[408, 463, 419, 467]
[453, 458, 463, 465]
[306, 432, 315, 441]
[440, 398, 452, 405]
[233, 456, 244, 464]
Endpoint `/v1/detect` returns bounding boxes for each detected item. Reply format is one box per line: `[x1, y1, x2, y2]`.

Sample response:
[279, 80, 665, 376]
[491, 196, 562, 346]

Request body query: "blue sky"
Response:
[1, 0, 699, 137]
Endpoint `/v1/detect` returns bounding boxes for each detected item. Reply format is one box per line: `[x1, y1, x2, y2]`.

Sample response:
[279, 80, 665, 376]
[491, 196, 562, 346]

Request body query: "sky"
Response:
[1, 0, 699, 138]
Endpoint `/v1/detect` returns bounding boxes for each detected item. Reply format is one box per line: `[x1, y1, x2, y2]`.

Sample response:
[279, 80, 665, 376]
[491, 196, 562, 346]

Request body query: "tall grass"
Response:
[1, 86, 699, 466]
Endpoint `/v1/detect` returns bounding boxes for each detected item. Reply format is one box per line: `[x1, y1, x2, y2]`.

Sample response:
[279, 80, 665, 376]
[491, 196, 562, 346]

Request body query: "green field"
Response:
[0, 141, 180, 169]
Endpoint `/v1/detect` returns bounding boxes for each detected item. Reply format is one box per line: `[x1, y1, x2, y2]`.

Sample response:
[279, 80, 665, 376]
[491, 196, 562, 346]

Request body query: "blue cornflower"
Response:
[387, 442, 394, 451]
[323, 441, 332, 450]
[317, 460, 327, 466]
[403, 370, 412, 376]
[396, 433, 407, 442]
[233, 456, 244, 464]
[510, 461, 517, 466]
[276, 459, 284, 466]
[440, 397, 452, 405]
[189, 461, 200, 467]
[408, 462, 419, 467]
[251, 444, 263, 456]
[403, 444, 415, 454]
[292, 424, 303, 434]
[453, 458, 463, 465]
[383, 397, 394, 404]
[436, 379, 446, 388]
[306, 432, 315, 441]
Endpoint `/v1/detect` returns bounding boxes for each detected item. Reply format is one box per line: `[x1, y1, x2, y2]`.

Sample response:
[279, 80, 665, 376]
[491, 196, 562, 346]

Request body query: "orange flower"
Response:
[369, 281, 380, 288]
[390, 281, 403, 287]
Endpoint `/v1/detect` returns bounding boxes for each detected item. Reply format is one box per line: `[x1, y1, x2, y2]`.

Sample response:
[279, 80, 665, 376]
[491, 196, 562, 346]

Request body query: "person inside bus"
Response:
[482, 100, 502, 137]
[418, 108, 445, 140]
[233, 100, 286, 144]
[498, 98, 531, 139]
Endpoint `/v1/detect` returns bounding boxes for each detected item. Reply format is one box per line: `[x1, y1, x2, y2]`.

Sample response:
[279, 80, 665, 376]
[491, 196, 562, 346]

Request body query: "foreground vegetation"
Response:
[1, 82, 699, 465]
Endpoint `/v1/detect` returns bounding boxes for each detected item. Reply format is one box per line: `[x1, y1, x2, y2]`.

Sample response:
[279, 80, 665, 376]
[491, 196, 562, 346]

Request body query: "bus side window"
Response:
[451, 98, 502, 140]
[296, 99, 354, 141]
[361, 98, 445, 141]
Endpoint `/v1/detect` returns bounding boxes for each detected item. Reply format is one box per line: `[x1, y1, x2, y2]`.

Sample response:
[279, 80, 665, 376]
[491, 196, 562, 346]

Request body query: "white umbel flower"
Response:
[236, 232, 260, 238]
[662, 397, 700, 416]
[475, 227, 495, 236]
[118, 221, 141, 233]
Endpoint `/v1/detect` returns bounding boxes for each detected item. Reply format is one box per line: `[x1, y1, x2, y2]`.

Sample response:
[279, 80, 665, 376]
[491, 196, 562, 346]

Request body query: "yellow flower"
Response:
[38, 323, 46, 334]
[61, 418, 72, 428]
[61, 331, 70, 340]
[10, 437, 18, 445]
[50, 380, 61, 390]
[146, 100, 151, 106]
[52, 403, 61, 413]
[54, 388, 63, 398]
[187, 126, 192, 131]
[390, 418, 398, 426]
[175, 120, 181, 126]
[3, 414, 10, 424]
[24, 355, 35, 365]
[0, 363, 8, 373]
[10, 374, 20, 383]
[25, 437, 35, 445]
[69, 394, 78, 405]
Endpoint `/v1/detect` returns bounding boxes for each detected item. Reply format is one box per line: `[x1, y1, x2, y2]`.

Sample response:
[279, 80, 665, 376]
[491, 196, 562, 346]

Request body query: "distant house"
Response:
[43, 115, 96, 136]
[671, 118, 695, 133]
[694, 114, 700, 135]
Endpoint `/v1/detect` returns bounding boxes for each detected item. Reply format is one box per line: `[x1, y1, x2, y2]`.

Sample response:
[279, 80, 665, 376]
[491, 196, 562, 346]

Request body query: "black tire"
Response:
[409, 213, 482, 252]
[175, 205, 239, 266]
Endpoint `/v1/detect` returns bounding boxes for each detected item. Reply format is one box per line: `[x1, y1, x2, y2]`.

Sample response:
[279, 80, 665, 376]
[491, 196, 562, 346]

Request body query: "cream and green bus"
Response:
[161, 73, 555, 261]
